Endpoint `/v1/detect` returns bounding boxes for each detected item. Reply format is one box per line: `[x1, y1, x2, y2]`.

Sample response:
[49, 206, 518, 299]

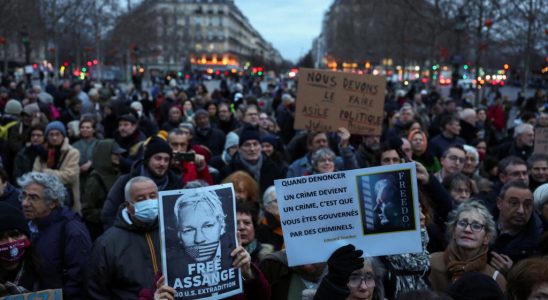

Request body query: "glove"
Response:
[326, 244, 364, 286]
[31, 144, 48, 161]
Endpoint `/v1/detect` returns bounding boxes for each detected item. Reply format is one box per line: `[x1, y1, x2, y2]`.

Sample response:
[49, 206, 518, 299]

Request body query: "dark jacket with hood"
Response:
[81, 139, 121, 226]
[30, 206, 92, 300]
[0, 182, 21, 208]
[87, 206, 161, 300]
[100, 159, 183, 228]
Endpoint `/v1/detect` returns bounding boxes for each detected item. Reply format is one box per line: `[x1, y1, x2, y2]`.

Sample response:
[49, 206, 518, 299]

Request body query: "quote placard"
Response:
[294, 68, 386, 135]
[274, 163, 421, 266]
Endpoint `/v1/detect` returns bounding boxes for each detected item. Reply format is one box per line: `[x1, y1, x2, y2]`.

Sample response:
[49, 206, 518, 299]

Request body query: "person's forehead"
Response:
[533, 160, 548, 167]
[242, 139, 260, 146]
[236, 212, 252, 220]
[245, 108, 258, 114]
[503, 187, 533, 200]
[169, 134, 187, 143]
[458, 210, 484, 222]
[119, 120, 134, 126]
[313, 133, 327, 142]
[382, 150, 399, 158]
[447, 148, 465, 156]
[151, 152, 170, 159]
[179, 202, 213, 217]
[506, 163, 527, 172]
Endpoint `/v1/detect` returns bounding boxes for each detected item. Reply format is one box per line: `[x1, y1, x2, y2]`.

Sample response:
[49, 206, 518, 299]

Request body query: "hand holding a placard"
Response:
[154, 275, 176, 300]
[326, 244, 364, 286]
[337, 127, 351, 148]
[415, 162, 430, 185]
[231, 246, 253, 280]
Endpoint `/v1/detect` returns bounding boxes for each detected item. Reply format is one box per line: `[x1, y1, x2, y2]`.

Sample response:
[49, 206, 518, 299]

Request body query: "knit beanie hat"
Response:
[0, 203, 30, 237]
[447, 272, 505, 300]
[239, 128, 260, 147]
[194, 109, 208, 118]
[407, 129, 428, 155]
[261, 134, 279, 147]
[22, 103, 40, 116]
[45, 121, 67, 137]
[144, 136, 173, 161]
[225, 132, 239, 150]
[4, 99, 22, 116]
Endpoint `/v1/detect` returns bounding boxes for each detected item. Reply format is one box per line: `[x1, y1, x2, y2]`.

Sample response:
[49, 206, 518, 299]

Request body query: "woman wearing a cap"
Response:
[0, 203, 51, 295]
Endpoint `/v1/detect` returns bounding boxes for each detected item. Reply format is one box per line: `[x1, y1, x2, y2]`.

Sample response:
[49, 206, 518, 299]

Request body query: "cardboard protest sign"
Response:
[534, 127, 548, 154]
[159, 183, 242, 300]
[294, 68, 386, 135]
[275, 163, 421, 266]
[0, 289, 62, 300]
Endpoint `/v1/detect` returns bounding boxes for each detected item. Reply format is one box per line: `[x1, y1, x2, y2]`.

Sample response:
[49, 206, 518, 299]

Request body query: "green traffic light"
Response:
[82, 67, 87, 72]
[463, 65, 469, 70]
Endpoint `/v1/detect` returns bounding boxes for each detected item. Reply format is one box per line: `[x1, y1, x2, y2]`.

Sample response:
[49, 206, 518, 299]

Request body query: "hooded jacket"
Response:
[81, 139, 121, 225]
[86, 207, 161, 300]
[100, 159, 183, 228]
[30, 206, 92, 299]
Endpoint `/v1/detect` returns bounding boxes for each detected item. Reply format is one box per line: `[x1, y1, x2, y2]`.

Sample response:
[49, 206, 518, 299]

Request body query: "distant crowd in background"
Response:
[0, 72, 547, 300]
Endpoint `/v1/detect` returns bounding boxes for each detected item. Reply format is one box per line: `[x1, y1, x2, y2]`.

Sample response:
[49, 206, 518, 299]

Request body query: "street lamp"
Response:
[20, 28, 31, 84]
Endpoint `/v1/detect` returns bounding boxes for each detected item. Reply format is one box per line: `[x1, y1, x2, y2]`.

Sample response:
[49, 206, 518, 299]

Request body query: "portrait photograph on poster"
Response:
[356, 168, 416, 235]
[158, 183, 242, 300]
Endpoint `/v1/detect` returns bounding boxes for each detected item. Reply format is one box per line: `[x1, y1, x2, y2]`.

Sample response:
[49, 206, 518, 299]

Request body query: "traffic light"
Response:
[463, 64, 469, 70]
[503, 64, 509, 70]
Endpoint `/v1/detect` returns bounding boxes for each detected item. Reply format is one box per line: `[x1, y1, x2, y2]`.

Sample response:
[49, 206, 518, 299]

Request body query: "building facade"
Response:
[146, 0, 282, 72]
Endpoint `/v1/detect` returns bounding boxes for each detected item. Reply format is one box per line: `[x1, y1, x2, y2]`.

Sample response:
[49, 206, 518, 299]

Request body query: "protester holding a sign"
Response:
[287, 128, 358, 178]
[159, 184, 272, 300]
[236, 201, 274, 264]
[87, 176, 162, 299]
[314, 245, 386, 300]
[429, 201, 506, 293]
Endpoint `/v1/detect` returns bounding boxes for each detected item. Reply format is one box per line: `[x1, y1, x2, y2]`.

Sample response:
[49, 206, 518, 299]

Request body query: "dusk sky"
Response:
[234, 0, 333, 63]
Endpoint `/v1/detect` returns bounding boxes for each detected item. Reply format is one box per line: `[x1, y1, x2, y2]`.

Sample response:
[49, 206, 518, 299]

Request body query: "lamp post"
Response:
[20, 28, 31, 85]
[451, 12, 467, 100]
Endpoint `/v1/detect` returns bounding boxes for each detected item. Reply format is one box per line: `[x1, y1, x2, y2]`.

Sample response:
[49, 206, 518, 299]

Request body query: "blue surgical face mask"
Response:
[133, 199, 158, 223]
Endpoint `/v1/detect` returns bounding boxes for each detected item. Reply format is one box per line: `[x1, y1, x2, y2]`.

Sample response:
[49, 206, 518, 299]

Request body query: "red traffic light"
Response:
[93, 59, 98, 65]
[87, 61, 92, 67]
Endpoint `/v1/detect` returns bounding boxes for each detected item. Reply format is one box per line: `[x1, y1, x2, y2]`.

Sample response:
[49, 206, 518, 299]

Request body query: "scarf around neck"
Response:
[239, 154, 263, 183]
[444, 241, 488, 282]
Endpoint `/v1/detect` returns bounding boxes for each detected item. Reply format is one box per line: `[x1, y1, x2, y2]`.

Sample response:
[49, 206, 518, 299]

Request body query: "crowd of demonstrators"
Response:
[0, 72, 547, 299]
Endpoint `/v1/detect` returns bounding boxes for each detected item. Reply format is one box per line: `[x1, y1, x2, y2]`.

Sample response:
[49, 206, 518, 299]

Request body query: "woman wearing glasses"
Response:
[314, 244, 385, 300]
[429, 201, 506, 292]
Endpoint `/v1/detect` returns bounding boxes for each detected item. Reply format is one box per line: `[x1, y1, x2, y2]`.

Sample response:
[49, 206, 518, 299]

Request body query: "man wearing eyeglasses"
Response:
[434, 145, 466, 183]
[492, 180, 543, 276]
[18, 172, 92, 299]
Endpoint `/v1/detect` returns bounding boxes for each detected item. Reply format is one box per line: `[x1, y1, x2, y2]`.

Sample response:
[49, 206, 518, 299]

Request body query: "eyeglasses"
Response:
[348, 274, 375, 288]
[446, 155, 465, 164]
[18, 192, 43, 203]
[505, 199, 533, 211]
[508, 171, 528, 177]
[456, 220, 484, 232]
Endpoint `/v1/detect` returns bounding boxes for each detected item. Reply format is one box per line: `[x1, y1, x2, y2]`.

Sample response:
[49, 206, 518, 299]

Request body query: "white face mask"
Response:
[133, 199, 158, 223]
